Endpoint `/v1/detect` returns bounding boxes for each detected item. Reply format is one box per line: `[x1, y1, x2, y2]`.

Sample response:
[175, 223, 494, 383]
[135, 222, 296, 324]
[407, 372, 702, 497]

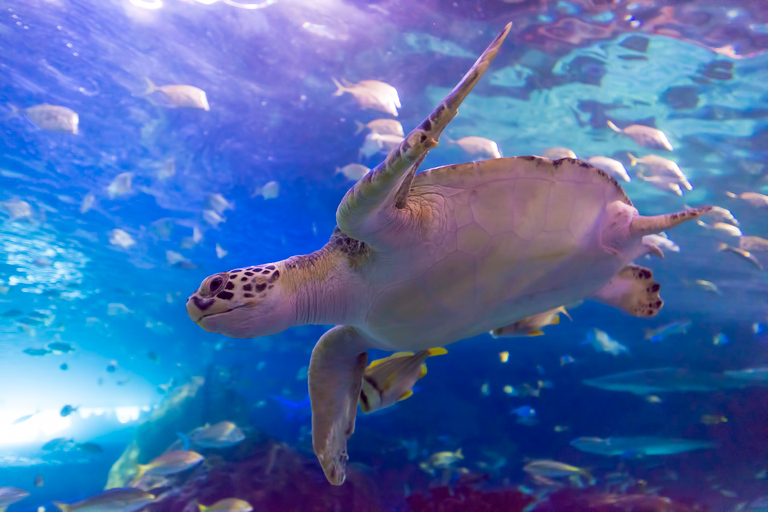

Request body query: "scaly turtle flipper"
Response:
[308, 326, 369, 485]
[336, 23, 512, 245]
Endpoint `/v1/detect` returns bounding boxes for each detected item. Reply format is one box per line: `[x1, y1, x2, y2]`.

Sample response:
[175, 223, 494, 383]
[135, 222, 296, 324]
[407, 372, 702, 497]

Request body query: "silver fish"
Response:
[571, 436, 715, 457]
[12, 104, 79, 134]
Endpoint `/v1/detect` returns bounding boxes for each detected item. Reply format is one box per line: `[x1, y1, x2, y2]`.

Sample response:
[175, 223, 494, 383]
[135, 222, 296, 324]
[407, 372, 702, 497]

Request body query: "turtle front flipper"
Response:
[336, 23, 512, 245]
[309, 326, 369, 485]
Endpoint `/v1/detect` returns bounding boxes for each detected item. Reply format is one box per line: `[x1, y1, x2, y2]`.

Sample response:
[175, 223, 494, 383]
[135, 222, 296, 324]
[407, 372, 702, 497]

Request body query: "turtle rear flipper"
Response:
[336, 23, 512, 246]
[592, 265, 662, 317]
[309, 326, 369, 485]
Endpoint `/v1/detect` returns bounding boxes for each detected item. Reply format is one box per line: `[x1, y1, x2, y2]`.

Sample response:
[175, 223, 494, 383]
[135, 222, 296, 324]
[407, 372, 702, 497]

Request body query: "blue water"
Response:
[1, 1, 768, 511]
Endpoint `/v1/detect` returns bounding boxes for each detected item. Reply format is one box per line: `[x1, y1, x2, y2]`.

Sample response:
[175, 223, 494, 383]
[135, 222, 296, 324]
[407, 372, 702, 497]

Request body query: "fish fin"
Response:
[331, 78, 347, 96]
[354, 120, 366, 135]
[527, 330, 545, 337]
[717, 242, 729, 252]
[455, 448, 463, 459]
[419, 363, 427, 379]
[592, 265, 662, 318]
[558, 307, 572, 321]
[309, 326, 368, 485]
[144, 77, 158, 95]
[196, 502, 206, 512]
[425, 347, 448, 357]
[725, 191, 737, 198]
[397, 389, 414, 402]
[52, 503, 71, 512]
[177, 432, 191, 451]
[607, 120, 622, 133]
[627, 153, 638, 166]
[550, 315, 560, 326]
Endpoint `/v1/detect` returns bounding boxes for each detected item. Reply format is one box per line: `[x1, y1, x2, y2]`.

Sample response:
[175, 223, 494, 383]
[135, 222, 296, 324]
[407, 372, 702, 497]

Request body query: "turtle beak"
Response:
[186, 295, 216, 323]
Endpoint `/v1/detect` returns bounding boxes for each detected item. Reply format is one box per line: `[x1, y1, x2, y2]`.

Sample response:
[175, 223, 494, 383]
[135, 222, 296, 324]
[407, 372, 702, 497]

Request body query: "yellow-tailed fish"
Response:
[134, 450, 204, 480]
[490, 306, 570, 338]
[332, 78, 400, 116]
[726, 191, 768, 209]
[426, 448, 463, 468]
[52, 488, 154, 512]
[718, 243, 764, 270]
[629, 154, 691, 190]
[359, 348, 447, 413]
[607, 120, 673, 150]
[698, 220, 742, 237]
[0, 486, 29, 511]
[9, 104, 78, 134]
[448, 136, 501, 159]
[523, 459, 595, 484]
[542, 147, 576, 159]
[197, 498, 253, 512]
[354, 118, 404, 136]
[740, 236, 768, 253]
[144, 78, 210, 110]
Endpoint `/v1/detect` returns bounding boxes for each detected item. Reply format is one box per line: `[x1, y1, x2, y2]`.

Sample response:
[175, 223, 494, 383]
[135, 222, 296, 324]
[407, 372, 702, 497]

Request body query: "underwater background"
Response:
[1, 0, 768, 510]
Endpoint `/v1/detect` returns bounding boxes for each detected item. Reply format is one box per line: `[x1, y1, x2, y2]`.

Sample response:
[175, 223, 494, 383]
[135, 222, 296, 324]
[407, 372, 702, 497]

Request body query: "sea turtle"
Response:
[186, 24, 710, 485]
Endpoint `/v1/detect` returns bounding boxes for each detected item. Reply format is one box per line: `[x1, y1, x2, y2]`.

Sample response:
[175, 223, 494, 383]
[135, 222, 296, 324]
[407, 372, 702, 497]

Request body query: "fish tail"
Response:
[606, 120, 621, 133]
[134, 463, 149, 481]
[558, 306, 572, 321]
[717, 242, 728, 252]
[3, 104, 22, 121]
[455, 447, 463, 459]
[627, 153, 638, 166]
[194, 500, 206, 512]
[417, 347, 447, 378]
[581, 468, 596, 485]
[354, 120, 366, 135]
[144, 77, 158, 95]
[331, 77, 347, 96]
[725, 191, 737, 198]
[52, 502, 71, 512]
[425, 347, 448, 358]
[250, 186, 263, 199]
[442, 135, 455, 144]
[643, 328, 654, 340]
[177, 432, 191, 450]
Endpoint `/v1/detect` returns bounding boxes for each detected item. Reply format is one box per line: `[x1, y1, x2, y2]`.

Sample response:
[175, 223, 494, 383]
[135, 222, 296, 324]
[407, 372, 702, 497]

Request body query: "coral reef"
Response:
[406, 485, 535, 512]
[107, 369, 249, 489]
[144, 438, 387, 512]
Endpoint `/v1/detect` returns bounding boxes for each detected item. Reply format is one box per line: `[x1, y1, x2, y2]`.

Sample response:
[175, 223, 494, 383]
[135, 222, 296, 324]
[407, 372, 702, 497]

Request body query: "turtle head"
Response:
[186, 263, 293, 338]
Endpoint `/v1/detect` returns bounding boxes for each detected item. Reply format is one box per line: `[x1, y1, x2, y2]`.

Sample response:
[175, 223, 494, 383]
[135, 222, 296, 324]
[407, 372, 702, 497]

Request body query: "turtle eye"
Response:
[204, 274, 227, 296]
